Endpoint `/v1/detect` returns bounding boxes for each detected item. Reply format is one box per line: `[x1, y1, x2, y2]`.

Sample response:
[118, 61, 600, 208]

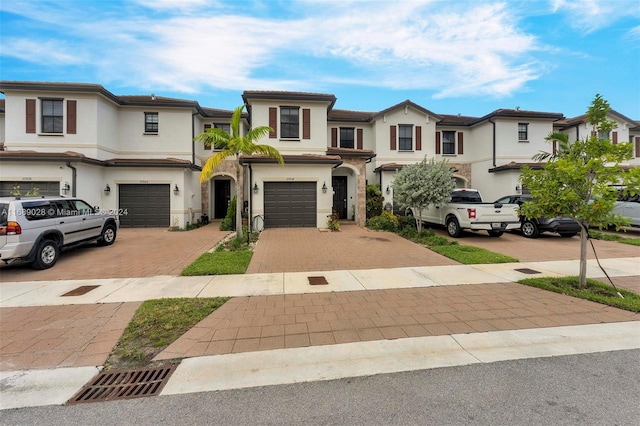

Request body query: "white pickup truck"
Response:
[412, 189, 521, 237]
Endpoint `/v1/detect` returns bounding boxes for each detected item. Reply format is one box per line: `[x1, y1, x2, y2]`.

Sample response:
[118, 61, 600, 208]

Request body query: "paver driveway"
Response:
[0, 225, 229, 282]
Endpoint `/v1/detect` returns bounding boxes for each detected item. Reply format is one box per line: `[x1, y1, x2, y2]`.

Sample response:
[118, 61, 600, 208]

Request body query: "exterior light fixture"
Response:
[253, 183, 259, 194]
[104, 184, 111, 195]
[515, 184, 521, 193]
[173, 184, 180, 195]
[386, 185, 391, 194]
[322, 182, 327, 193]
[62, 182, 70, 194]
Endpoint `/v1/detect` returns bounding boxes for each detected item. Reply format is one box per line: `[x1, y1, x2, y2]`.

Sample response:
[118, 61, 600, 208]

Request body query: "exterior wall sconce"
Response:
[104, 184, 111, 195]
[62, 182, 70, 194]
[515, 184, 521, 193]
[322, 182, 327, 193]
[386, 185, 391, 194]
[253, 183, 259, 194]
[173, 184, 180, 195]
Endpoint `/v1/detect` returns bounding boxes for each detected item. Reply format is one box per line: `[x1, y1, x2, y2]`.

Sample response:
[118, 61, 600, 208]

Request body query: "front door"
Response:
[214, 180, 231, 219]
[332, 176, 348, 219]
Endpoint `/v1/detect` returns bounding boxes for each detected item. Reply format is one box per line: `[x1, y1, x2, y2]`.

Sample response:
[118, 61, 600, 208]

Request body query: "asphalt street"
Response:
[2, 349, 638, 426]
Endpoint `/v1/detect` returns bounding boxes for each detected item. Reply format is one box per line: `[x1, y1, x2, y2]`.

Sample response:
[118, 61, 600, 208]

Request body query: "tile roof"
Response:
[372, 100, 442, 121]
[328, 109, 374, 122]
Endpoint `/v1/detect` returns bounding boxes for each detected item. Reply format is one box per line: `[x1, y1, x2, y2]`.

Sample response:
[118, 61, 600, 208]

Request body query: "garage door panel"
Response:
[119, 184, 170, 228]
[0, 181, 60, 197]
[264, 182, 316, 228]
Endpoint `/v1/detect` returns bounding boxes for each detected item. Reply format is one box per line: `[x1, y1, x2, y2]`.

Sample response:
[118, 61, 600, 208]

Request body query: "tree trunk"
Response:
[235, 159, 243, 239]
[415, 209, 422, 233]
[578, 224, 588, 288]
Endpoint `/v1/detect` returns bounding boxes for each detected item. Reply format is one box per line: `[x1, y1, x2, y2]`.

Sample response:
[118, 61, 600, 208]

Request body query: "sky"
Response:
[1, 0, 639, 119]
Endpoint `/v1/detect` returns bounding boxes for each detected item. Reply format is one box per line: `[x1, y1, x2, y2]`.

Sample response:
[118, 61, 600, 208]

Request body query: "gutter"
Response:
[66, 162, 77, 197]
[489, 118, 496, 167]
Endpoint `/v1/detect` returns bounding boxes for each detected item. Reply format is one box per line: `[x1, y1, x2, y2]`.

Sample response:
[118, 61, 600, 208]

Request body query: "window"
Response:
[442, 131, 456, 154]
[598, 131, 608, 141]
[398, 124, 413, 150]
[41, 99, 63, 133]
[518, 123, 528, 141]
[145, 112, 158, 133]
[214, 123, 231, 133]
[280, 107, 299, 139]
[340, 127, 354, 149]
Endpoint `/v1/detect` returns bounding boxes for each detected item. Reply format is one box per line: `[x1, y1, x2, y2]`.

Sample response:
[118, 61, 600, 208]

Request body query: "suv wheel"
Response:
[32, 240, 59, 270]
[97, 224, 117, 246]
[521, 220, 539, 238]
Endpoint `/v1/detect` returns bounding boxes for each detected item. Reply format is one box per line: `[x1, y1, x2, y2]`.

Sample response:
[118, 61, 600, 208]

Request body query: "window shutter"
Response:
[26, 99, 36, 133]
[269, 107, 277, 138]
[302, 108, 310, 139]
[636, 137, 640, 158]
[612, 131, 618, 144]
[390, 125, 396, 150]
[357, 128, 363, 149]
[331, 128, 338, 147]
[67, 100, 77, 134]
[204, 124, 211, 150]
[553, 141, 557, 155]
[415, 126, 422, 151]
[457, 132, 464, 154]
[435, 131, 441, 154]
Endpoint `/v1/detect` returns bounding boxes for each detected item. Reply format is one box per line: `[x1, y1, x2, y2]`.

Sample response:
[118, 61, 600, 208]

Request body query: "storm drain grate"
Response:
[62, 285, 100, 297]
[514, 268, 541, 275]
[66, 366, 175, 404]
[308, 276, 329, 285]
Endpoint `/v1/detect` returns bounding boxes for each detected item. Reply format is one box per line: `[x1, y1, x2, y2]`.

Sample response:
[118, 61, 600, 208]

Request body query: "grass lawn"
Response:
[181, 251, 253, 275]
[589, 230, 640, 246]
[518, 276, 640, 312]
[431, 244, 518, 264]
[106, 297, 230, 370]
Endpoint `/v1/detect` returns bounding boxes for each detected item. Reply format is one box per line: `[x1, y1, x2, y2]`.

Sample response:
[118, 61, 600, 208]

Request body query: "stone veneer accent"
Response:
[338, 156, 368, 226]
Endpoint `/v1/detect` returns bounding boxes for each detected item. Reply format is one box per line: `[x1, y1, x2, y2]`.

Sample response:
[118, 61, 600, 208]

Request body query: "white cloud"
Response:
[1, 38, 83, 64]
[1, 0, 546, 100]
[551, 0, 640, 33]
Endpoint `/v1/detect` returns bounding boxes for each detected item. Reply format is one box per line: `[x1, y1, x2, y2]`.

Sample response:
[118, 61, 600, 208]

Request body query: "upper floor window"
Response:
[340, 127, 354, 149]
[280, 107, 299, 139]
[398, 124, 413, 151]
[145, 112, 158, 133]
[518, 123, 528, 141]
[597, 130, 608, 141]
[214, 123, 231, 134]
[442, 131, 456, 154]
[41, 99, 63, 133]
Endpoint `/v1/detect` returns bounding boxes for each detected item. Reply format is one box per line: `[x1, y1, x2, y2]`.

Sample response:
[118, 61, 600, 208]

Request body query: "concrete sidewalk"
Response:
[1, 257, 639, 410]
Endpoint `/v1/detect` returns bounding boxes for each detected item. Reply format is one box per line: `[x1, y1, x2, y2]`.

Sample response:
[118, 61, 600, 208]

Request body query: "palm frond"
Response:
[200, 151, 234, 182]
[230, 105, 245, 138]
[245, 126, 273, 143]
[251, 144, 285, 164]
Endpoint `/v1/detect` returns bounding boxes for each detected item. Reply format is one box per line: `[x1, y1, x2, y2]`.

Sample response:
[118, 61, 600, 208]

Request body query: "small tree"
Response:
[365, 185, 384, 219]
[393, 158, 455, 233]
[519, 94, 640, 288]
[195, 105, 283, 238]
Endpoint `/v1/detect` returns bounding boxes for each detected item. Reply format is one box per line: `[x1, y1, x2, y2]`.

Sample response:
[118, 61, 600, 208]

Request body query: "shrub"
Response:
[327, 211, 340, 231]
[220, 196, 237, 231]
[366, 185, 384, 219]
[367, 211, 399, 232]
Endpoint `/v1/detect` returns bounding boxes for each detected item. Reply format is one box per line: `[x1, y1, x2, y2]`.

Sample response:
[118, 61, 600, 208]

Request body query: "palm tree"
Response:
[195, 105, 284, 238]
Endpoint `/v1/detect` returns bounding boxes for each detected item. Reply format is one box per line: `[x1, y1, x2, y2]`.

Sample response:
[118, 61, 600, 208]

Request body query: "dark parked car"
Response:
[494, 195, 581, 238]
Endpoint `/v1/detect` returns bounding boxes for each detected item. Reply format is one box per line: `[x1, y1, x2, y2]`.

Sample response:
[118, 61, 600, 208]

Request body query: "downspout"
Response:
[575, 124, 580, 140]
[489, 118, 496, 167]
[191, 112, 198, 165]
[66, 162, 77, 197]
[248, 164, 253, 233]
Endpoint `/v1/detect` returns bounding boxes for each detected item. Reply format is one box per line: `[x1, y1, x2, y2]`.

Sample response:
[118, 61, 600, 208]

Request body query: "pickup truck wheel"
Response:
[97, 224, 117, 246]
[446, 217, 462, 238]
[488, 230, 503, 237]
[32, 240, 59, 270]
[521, 220, 539, 238]
[559, 232, 577, 238]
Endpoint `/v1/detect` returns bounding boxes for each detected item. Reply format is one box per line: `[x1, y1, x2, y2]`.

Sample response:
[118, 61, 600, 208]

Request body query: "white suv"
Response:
[0, 196, 118, 269]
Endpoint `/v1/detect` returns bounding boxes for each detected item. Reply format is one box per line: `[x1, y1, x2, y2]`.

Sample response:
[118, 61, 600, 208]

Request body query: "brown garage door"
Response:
[264, 182, 316, 228]
[119, 184, 170, 228]
[0, 181, 60, 197]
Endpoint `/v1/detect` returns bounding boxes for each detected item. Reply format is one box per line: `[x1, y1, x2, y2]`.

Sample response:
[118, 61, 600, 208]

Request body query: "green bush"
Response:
[366, 185, 384, 219]
[220, 196, 237, 231]
[367, 211, 399, 232]
[327, 211, 340, 231]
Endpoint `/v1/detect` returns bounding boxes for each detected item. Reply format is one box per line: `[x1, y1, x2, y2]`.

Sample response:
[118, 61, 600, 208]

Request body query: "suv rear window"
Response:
[21, 201, 55, 221]
[0, 203, 8, 225]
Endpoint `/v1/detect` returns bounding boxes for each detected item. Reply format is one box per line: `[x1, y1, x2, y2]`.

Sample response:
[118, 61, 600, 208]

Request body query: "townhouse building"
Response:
[1, 81, 638, 230]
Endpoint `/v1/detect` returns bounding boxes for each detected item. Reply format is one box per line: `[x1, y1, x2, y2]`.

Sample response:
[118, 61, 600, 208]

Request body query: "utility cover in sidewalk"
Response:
[514, 268, 541, 275]
[308, 276, 328, 285]
[62, 285, 100, 296]
[66, 366, 175, 404]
